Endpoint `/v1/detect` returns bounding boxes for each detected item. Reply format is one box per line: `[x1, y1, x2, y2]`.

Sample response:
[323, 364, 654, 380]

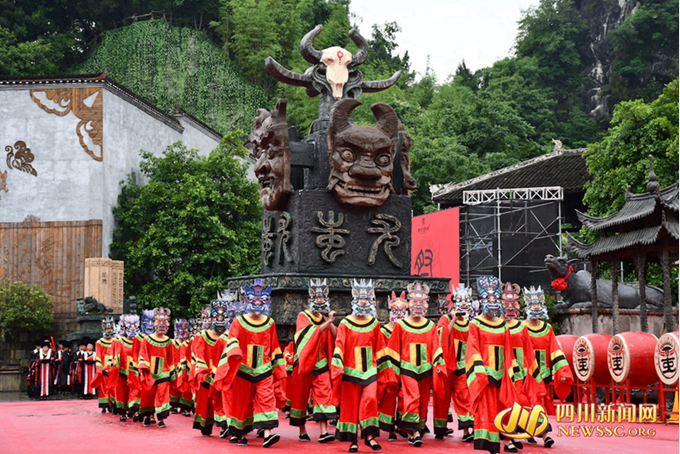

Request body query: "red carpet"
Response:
[0, 399, 677, 453]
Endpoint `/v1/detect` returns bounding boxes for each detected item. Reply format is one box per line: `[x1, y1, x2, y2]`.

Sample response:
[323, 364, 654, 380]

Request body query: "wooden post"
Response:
[610, 260, 619, 335]
[661, 242, 676, 332]
[635, 252, 648, 333]
[591, 259, 599, 333]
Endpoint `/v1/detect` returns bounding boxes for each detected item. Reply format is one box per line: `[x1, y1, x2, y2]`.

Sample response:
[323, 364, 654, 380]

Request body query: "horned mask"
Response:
[308, 278, 331, 315]
[478, 276, 502, 318]
[244, 279, 273, 317]
[501, 282, 522, 321]
[153, 307, 171, 335]
[140, 309, 156, 335]
[351, 278, 377, 317]
[524, 286, 548, 320]
[407, 282, 430, 318]
[451, 283, 476, 320]
[388, 291, 409, 324]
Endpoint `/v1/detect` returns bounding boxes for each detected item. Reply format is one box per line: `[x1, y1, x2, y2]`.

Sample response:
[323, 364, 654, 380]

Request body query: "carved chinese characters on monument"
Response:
[367, 213, 402, 268]
[247, 98, 291, 211]
[29, 87, 103, 161]
[312, 210, 349, 263]
[327, 99, 398, 207]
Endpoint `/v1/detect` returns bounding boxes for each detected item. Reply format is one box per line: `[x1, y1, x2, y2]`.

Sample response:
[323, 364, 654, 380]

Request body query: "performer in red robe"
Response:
[434, 284, 474, 442]
[112, 314, 140, 421]
[214, 279, 285, 448]
[36, 341, 54, 399]
[82, 342, 97, 399]
[524, 286, 573, 449]
[191, 297, 230, 437]
[137, 307, 176, 428]
[385, 282, 446, 447]
[170, 318, 189, 413]
[378, 292, 408, 441]
[288, 278, 337, 443]
[134, 309, 156, 423]
[331, 279, 386, 452]
[465, 276, 518, 454]
[94, 317, 117, 413]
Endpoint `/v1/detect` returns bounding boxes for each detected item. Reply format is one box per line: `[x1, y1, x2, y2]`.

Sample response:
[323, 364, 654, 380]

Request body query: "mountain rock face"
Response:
[580, 0, 678, 119]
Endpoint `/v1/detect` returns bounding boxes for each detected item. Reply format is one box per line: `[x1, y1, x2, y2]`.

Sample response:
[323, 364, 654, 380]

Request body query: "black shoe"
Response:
[365, 438, 382, 451]
[349, 444, 358, 453]
[422, 425, 430, 434]
[132, 415, 139, 422]
[329, 420, 337, 426]
[230, 436, 240, 443]
[101, 408, 107, 414]
[434, 434, 444, 441]
[408, 436, 423, 447]
[445, 428, 454, 436]
[396, 429, 409, 439]
[299, 434, 311, 442]
[143, 417, 151, 427]
[462, 433, 474, 443]
[526, 436, 537, 445]
[504, 442, 519, 453]
[219, 428, 229, 439]
[543, 437, 554, 448]
[157, 420, 166, 428]
[515, 441, 523, 450]
[263, 433, 280, 448]
[120, 415, 127, 422]
[257, 428, 266, 438]
[238, 437, 249, 446]
[388, 433, 397, 442]
[319, 432, 335, 443]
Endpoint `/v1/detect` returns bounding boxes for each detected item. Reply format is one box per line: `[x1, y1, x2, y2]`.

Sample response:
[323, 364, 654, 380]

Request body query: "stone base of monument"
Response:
[556, 308, 679, 337]
[227, 273, 449, 342]
[66, 314, 119, 344]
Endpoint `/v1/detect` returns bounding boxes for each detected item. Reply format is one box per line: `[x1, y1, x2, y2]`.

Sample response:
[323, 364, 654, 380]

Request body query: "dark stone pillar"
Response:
[591, 259, 599, 333]
[610, 260, 619, 335]
[635, 252, 648, 333]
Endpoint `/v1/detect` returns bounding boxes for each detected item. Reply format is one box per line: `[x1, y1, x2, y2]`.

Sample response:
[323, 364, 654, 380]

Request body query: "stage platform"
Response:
[0, 399, 677, 453]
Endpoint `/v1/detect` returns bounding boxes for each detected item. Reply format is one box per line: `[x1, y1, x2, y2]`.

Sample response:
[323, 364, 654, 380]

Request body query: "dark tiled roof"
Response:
[576, 183, 679, 231]
[431, 149, 589, 205]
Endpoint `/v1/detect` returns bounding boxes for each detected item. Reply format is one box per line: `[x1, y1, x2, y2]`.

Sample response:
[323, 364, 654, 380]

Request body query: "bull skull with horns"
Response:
[327, 98, 399, 207]
[265, 25, 401, 115]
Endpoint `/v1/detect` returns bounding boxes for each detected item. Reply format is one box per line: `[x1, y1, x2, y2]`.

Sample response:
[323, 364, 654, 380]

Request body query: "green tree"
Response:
[110, 135, 262, 318]
[583, 77, 679, 217]
[0, 26, 61, 76]
[0, 280, 54, 361]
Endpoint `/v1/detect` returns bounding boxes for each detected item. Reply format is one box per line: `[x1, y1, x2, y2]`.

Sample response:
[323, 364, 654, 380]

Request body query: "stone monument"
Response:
[227, 25, 450, 340]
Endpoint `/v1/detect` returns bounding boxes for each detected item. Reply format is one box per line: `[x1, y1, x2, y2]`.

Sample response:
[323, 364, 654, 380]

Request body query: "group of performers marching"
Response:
[27, 338, 99, 399]
[91, 276, 573, 454]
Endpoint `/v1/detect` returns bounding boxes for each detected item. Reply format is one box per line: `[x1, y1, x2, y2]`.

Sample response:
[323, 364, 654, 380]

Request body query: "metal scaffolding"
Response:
[460, 187, 564, 289]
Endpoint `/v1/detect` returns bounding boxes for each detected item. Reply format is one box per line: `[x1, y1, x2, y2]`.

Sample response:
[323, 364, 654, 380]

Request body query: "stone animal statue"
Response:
[80, 296, 114, 314]
[544, 254, 664, 310]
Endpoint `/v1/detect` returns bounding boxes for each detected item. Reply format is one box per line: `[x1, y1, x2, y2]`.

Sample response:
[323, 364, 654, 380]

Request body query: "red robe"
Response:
[288, 310, 336, 425]
[113, 337, 139, 415]
[526, 320, 573, 415]
[506, 320, 541, 407]
[190, 330, 228, 433]
[93, 338, 116, 409]
[37, 349, 54, 397]
[465, 316, 518, 453]
[385, 317, 446, 433]
[137, 335, 176, 420]
[214, 315, 286, 437]
[377, 324, 399, 432]
[331, 315, 386, 443]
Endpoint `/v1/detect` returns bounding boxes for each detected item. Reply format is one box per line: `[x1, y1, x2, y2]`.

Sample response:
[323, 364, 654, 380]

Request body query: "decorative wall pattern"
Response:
[5, 140, 37, 176]
[29, 87, 104, 161]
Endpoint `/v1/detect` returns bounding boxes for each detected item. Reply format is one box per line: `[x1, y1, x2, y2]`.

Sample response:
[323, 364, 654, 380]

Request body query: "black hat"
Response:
[78, 340, 87, 346]
[41, 340, 51, 348]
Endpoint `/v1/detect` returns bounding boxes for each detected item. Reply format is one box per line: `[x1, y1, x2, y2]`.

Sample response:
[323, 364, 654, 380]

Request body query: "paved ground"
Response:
[0, 398, 677, 453]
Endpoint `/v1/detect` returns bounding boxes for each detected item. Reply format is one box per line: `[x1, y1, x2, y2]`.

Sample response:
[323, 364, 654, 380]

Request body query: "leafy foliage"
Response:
[0, 280, 54, 337]
[583, 77, 679, 216]
[73, 20, 270, 133]
[0, 26, 61, 76]
[110, 136, 262, 318]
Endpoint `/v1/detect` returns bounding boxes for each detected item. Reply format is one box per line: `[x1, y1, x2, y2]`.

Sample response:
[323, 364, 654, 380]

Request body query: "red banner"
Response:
[411, 208, 459, 286]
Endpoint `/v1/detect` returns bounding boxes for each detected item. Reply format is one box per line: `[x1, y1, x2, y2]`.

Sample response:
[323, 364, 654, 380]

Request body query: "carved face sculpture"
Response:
[119, 314, 140, 339]
[249, 99, 291, 211]
[141, 309, 155, 335]
[244, 279, 273, 316]
[407, 282, 430, 318]
[524, 286, 548, 320]
[478, 276, 502, 318]
[351, 278, 376, 317]
[308, 278, 331, 315]
[153, 308, 171, 335]
[451, 284, 476, 320]
[388, 291, 409, 324]
[174, 319, 189, 341]
[321, 47, 353, 99]
[327, 99, 399, 207]
[101, 317, 115, 339]
[209, 298, 228, 334]
[501, 282, 522, 321]
[397, 120, 417, 196]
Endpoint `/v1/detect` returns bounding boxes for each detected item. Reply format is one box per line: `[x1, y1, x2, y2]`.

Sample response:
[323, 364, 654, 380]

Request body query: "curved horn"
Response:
[272, 98, 287, 120]
[349, 27, 368, 67]
[265, 56, 312, 87]
[329, 98, 361, 134]
[361, 70, 402, 93]
[300, 25, 323, 64]
[371, 103, 399, 139]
